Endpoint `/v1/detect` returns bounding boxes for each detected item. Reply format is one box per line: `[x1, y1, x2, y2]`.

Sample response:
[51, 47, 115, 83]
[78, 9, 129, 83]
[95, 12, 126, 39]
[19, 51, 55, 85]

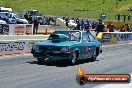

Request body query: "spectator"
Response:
[80, 19, 84, 30]
[119, 24, 125, 32]
[84, 20, 91, 31]
[96, 19, 105, 36]
[107, 22, 114, 32]
[75, 21, 80, 30]
[128, 15, 131, 22]
[76, 18, 79, 23]
[65, 17, 69, 27]
[92, 21, 98, 29]
[126, 24, 131, 32]
[33, 17, 39, 35]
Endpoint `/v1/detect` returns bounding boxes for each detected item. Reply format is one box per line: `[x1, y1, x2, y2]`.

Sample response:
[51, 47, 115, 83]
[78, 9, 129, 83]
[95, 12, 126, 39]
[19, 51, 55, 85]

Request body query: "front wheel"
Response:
[89, 49, 97, 61]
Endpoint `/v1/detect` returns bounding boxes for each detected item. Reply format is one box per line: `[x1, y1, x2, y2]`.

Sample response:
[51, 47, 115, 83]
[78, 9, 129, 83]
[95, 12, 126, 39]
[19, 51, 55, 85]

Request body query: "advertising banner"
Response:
[117, 33, 132, 43]
[0, 39, 45, 55]
[14, 25, 26, 34]
[9, 24, 33, 35]
[25, 25, 32, 34]
[102, 33, 111, 43]
[102, 33, 132, 44]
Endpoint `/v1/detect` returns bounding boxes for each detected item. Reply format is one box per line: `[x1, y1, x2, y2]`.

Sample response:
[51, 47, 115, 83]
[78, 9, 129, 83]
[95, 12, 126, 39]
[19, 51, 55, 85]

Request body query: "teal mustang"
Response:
[31, 30, 102, 65]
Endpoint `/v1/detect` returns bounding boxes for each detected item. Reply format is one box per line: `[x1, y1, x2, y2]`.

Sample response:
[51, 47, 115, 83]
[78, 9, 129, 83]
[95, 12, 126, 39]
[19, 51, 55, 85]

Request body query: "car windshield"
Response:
[50, 31, 81, 41]
[14, 14, 21, 19]
[69, 20, 75, 23]
[0, 13, 7, 18]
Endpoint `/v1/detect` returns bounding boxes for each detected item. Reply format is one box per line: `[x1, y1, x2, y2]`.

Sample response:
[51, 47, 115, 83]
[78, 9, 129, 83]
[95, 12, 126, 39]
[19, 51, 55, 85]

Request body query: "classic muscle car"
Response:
[31, 30, 102, 65]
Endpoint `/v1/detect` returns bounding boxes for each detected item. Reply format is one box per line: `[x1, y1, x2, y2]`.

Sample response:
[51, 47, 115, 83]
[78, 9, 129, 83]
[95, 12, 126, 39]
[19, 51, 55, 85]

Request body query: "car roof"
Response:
[55, 30, 84, 32]
[54, 30, 90, 34]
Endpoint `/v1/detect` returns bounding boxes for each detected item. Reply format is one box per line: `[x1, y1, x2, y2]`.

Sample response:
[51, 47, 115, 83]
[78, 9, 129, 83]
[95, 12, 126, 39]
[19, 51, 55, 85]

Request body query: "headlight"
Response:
[33, 45, 39, 51]
[61, 47, 70, 53]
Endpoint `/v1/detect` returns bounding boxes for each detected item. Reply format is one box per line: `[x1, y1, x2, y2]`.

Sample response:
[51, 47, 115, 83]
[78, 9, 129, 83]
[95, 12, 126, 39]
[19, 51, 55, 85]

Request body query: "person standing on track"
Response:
[96, 19, 105, 36]
[33, 17, 39, 35]
[80, 19, 84, 30]
[84, 20, 91, 31]
[75, 20, 81, 30]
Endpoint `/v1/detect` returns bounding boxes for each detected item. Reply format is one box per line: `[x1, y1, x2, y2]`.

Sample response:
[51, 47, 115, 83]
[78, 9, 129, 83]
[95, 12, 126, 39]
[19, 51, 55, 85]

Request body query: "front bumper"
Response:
[32, 50, 71, 61]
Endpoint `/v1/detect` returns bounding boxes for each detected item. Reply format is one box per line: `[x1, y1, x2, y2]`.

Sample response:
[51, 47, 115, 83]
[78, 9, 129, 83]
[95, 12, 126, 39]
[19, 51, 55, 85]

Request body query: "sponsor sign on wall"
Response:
[102, 33, 132, 44]
[0, 40, 41, 55]
[102, 33, 111, 43]
[14, 25, 26, 34]
[26, 25, 32, 34]
[117, 33, 132, 43]
[0, 42, 26, 52]
[9, 24, 33, 35]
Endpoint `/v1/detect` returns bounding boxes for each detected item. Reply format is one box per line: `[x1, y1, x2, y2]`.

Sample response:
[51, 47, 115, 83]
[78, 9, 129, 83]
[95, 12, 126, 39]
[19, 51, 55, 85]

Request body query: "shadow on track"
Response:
[27, 59, 99, 67]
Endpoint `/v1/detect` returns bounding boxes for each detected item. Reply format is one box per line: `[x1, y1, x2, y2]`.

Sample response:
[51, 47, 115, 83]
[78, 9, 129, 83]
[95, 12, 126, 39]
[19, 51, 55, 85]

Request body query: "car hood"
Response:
[68, 22, 77, 25]
[35, 40, 80, 47]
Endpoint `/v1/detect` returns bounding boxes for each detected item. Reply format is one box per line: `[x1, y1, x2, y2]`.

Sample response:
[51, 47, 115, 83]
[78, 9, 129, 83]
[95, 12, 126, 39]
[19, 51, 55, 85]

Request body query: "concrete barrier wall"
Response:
[0, 33, 132, 56]
[0, 35, 49, 40]
[0, 24, 68, 35]
[0, 35, 49, 55]
[101, 32, 132, 44]
[0, 40, 46, 56]
[38, 25, 68, 34]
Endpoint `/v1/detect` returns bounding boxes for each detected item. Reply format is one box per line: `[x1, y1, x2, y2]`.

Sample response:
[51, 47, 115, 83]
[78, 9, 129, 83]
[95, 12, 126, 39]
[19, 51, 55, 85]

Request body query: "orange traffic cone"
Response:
[44, 28, 48, 35]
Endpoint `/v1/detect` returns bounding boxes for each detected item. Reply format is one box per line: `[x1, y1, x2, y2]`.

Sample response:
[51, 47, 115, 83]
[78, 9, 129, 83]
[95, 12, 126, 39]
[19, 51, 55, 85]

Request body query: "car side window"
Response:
[88, 34, 95, 42]
[82, 33, 90, 42]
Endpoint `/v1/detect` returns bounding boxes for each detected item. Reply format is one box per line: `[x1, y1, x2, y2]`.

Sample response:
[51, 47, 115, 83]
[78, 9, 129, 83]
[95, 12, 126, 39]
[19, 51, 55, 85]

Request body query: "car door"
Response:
[81, 32, 92, 59]
[87, 33, 96, 57]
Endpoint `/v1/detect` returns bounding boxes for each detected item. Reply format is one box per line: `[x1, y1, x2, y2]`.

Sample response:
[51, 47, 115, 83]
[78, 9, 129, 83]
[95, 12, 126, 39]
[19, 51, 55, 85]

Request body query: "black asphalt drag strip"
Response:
[0, 44, 132, 88]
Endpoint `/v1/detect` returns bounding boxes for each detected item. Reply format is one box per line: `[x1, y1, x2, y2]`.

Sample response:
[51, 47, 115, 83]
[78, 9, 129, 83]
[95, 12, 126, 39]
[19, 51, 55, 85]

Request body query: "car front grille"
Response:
[39, 46, 62, 51]
[35, 52, 70, 57]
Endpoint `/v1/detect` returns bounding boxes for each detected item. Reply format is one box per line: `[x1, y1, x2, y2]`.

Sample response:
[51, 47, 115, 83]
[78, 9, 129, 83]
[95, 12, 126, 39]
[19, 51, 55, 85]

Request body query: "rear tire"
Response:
[96, 47, 99, 57]
[90, 48, 99, 61]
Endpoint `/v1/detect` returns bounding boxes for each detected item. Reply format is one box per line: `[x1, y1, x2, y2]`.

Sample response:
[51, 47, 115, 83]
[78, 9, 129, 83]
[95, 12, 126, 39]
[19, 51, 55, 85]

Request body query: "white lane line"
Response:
[94, 73, 132, 88]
